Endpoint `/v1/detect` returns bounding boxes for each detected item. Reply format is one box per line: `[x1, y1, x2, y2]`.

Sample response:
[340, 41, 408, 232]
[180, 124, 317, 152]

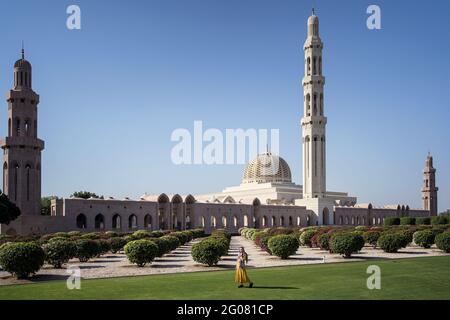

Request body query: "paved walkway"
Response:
[1, 236, 448, 285]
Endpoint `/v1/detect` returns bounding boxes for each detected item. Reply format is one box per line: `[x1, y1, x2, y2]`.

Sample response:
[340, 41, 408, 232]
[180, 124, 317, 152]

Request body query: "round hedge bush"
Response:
[400, 217, 416, 225]
[416, 217, 431, 225]
[268, 235, 299, 259]
[377, 233, 404, 253]
[43, 240, 76, 268]
[152, 237, 171, 257]
[96, 239, 111, 256]
[132, 230, 153, 239]
[330, 233, 364, 258]
[160, 235, 180, 251]
[363, 231, 381, 248]
[191, 238, 225, 266]
[0, 242, 45, 278]
[413, 230, 435, 248]
[398, 230, 414, 248]
[317, 233, 332, 251]
[74, 239, 99, 262]
[299, 229, 317, 247]
[435, 232, 450, 253]
[124, 239, 158, 267]
[384, 217, 400, 226]
[431, 216, 449, 225]
[109, 237, 128, 253]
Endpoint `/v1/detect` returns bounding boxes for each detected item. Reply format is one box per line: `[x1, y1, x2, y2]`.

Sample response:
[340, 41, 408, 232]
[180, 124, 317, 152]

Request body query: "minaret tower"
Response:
[0, 48, 44, 216]
[301, 9, 326, 199]
[422, 153, 438, 216]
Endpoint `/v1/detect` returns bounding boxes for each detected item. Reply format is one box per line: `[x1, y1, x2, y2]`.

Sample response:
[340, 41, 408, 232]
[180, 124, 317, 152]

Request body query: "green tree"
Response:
[41, 196, 58, 216]
[0, 191, 21, 225]
[70, 191, 103, 199]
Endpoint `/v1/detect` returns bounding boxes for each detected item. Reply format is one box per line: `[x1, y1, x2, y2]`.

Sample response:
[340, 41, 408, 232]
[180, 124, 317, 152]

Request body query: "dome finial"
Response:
[312, 7, 315, 15]
[21, 40, 24, 60]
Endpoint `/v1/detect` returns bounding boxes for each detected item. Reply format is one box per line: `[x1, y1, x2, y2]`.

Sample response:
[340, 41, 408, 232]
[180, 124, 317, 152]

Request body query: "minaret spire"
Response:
[301, 10, 326, 199]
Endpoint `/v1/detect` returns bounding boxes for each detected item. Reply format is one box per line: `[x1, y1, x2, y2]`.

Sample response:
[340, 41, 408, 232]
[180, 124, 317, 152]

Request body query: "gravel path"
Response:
[0, 236, 448, 286]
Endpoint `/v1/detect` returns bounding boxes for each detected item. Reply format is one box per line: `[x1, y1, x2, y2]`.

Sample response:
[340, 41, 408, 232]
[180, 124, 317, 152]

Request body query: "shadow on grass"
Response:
[251, 286, 299, 290]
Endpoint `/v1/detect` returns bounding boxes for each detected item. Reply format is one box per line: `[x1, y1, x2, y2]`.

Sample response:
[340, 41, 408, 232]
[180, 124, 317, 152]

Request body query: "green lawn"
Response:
[1, 256, 450, 300]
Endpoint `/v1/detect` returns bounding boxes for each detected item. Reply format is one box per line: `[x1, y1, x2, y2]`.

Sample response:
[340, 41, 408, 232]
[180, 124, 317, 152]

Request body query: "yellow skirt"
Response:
[235, 267, 250, 284]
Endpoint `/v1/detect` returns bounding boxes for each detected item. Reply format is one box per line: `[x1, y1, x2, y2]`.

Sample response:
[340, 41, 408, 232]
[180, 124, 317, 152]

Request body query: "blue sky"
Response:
[0, 0, 448, 212]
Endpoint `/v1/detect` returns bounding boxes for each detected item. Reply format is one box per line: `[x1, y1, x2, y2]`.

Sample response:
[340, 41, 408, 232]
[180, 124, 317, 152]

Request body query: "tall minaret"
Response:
[301, 9, 327, 199]
[0, 48, 44, 216]
[422, 153, 438, 216]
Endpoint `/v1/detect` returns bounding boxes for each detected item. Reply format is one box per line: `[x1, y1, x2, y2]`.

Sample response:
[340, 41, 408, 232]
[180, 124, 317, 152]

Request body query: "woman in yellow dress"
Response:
[235, 247, 253, 288]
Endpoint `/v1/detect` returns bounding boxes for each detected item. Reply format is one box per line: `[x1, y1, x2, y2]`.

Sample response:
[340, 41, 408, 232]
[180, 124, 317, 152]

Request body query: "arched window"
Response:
[320, 93, 323, 115]
[8, 118, 11, 136]
[288, 216, 293, 226]
[313, 137, 318, 177]
[313, 56, 317, 74]
[76, 214, 87, 229]
[211, 216, 216, 228]
[24, 120, 29, 136]
[221, 216, 227, 228]
[243, 215, 249, 227]
[25, 164, 31, 201]
[307, 57, 311, 76]
[339, 216, 343, 225]
[112, 214, 121, 229]
[95, 214, 105, 229]
[280, 216, 285, 226]
[262, 216, 267, 227]
[271, 216, 276, 227]
[144, 214, 152, 229]
[200, 216, 205, 228]
[14, 163, 19, 201]
[297, 216, 301, 226]
[15, 118, 20, 136]
[319, 56, 322, 75]
[233, 216, 238, 227]
[313, 93, 317, 115]
[3, 162, 7, 192]
[306, 215, 311, 226]
[129, 214, 138, 229]
[306, 94, 311, 116]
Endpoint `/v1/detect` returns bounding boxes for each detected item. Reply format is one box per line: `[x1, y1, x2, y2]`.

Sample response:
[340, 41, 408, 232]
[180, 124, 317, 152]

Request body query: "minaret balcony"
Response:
[0, 136, 45, 150]
[302, 75, 325, 85]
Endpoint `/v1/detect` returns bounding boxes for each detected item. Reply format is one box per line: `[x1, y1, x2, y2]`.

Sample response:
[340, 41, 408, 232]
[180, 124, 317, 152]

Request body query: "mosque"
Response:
[0, 12, 437, 236]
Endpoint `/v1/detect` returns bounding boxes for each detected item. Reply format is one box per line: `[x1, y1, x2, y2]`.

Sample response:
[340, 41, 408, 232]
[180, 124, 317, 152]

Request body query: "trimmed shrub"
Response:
[431, 216, 449, 225]
[170, 232, 189, 245]
[400, 217, 416, 225]
[96, 239, 111, 256]
[67, 231, 82, 237]
[268, 235, 299, 259]
[416, 217, 431, 225]
[330, 233, 364, 258]
[43, 240, 76, 268]
[105, 231, 119, 238]
[355, 226, 367, 231]
[0, 242, 45, 278]
[435, 232, 450, 253]
[299, 229, 317, 247]
[317, 233, 332, 251]
[384, 217, 400, 226]
[124, 239, 158, 267]
[398, 229, 414, 248]
[47, 236, 70, 243]
[150, 230, 164, 238]
[132, 230, 153, 239]
[152, 237, 171, 257]
[74, 239, 99, 262]
[160, 235, 180, 251]
[363, 231, 381, 248]
[413, 230, 435, 248]
[52, 232, 69, 238]
[251, 231, 265, 242]
[377, 233, 404, 253]
[80, 233, 100, 240]
[109, 237, 127, 253]
[191, 238, 224, 266]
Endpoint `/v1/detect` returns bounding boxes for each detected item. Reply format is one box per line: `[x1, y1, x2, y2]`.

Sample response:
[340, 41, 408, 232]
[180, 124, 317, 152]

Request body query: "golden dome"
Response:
[242, 152, 292, 184]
